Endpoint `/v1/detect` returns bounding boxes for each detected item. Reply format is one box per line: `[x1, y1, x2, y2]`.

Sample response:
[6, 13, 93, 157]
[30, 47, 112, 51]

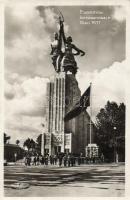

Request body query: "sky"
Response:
[4, 5, 126, 145]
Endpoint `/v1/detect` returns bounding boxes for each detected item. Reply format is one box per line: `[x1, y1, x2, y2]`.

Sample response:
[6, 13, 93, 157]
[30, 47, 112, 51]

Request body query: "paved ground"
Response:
[4, 163, 125, 197]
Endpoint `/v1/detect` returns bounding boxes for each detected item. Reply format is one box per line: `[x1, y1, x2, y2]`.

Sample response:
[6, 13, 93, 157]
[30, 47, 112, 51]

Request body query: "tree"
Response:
[30, 139, 36, 151]
[4, 133, 11, 144]
[23, 138, 36, 152]
[16, 140, 20, 145]
[23, 138, 31, 151]
[96, 101, 125, 162]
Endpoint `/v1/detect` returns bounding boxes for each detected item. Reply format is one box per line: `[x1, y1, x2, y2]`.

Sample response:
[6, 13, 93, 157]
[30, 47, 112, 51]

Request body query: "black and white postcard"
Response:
[1, 0, 130, 198]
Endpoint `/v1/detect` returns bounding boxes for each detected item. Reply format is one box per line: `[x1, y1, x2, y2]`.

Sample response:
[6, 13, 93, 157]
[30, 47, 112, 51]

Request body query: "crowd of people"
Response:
[24, 153, 104, 167]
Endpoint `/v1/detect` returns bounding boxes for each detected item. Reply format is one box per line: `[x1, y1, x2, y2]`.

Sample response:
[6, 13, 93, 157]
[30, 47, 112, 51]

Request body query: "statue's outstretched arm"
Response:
[72, 44, 85, 56]
[60, 21, 66, 44]
[58, 19, 63, 50]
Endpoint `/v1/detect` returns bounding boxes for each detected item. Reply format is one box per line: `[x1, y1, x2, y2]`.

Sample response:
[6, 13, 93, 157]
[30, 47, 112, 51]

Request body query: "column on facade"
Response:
[62, 76, 65, 133]
[41, 133, 45, 155]
[55, 79, 57, 132]
[46, 82, 50, 132]
[56, 78, 59, 132]
[61, 75, 65, 152]
[49, 133, 52, 155]
[52, 77, 56, 132]
[59, 78, 62, 132]
[50, 82, 54, 133]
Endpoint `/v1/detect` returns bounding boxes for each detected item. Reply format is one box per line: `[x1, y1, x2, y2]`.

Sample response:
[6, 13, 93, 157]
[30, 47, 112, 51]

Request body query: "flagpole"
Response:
[90, 82, 92, 157]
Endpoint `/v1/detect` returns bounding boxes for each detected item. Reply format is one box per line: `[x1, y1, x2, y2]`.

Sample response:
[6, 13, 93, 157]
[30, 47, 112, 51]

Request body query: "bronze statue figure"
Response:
[50, 11, 85, 75]
[60, 22, 85, 75]
[50, 18, 63, 72]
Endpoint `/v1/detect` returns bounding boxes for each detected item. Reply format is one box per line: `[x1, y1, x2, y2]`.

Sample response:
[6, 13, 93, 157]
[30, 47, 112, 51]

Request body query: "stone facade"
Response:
[41, 72, 95, 156]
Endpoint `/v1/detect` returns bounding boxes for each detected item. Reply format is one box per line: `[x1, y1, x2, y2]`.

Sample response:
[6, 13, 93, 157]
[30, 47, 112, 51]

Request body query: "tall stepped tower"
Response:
[41, 71, 95, 156]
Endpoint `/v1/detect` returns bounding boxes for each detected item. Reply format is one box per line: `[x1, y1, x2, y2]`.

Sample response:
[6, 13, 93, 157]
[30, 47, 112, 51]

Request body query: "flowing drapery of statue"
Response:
[50, 13, 85, 75]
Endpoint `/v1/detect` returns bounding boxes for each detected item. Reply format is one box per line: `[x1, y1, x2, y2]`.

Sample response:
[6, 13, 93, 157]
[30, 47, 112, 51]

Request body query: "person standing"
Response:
[36, 155, 40, 165]
[78, 155, 81, 165]
[24, 156, 27, 166]
[45, 154, 48, 166]
[51, 155, 55, 165]
[68, 154, 71, 167]
[101, 153, 104, 163]
[54, 154, 57, 165]
[39, 155, 42, 165]
[58, 154, 63, 167]
[41, 155, 45, 165]
[50, 155, 53, 165]
[34, 156, 37, 166]
[63, 154, 67, 167]
[31, 155, 34, 165]
[27, 155, 31, 166]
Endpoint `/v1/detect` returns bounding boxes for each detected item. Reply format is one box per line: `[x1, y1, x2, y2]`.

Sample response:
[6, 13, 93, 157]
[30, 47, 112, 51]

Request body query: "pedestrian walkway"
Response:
[4, 163, 125, 197]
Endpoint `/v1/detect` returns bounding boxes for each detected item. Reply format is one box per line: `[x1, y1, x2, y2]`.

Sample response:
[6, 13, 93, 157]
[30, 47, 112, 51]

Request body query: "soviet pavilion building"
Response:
[41, 15, 96, 156]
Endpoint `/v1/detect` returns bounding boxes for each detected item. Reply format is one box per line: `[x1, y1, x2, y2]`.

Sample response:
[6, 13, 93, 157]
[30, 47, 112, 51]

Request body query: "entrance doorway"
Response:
[65, 149, 70, 154]
[45, 149, 49, 155]
[54, 146, 61, 154]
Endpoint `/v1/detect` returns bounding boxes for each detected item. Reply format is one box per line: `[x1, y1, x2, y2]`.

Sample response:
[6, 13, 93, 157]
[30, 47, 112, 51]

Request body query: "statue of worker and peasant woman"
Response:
[50, 13, 85, 75]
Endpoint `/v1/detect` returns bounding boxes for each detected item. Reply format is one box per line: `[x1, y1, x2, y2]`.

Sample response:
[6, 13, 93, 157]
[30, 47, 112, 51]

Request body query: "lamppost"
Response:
[113, 126, 117, 163]
[41, 123, 45, 156]
[14, 153, 17, 164]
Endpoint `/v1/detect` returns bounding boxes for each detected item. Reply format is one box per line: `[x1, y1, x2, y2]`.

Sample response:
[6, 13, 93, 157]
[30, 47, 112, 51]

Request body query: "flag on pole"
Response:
[64, 85, 91, 121]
